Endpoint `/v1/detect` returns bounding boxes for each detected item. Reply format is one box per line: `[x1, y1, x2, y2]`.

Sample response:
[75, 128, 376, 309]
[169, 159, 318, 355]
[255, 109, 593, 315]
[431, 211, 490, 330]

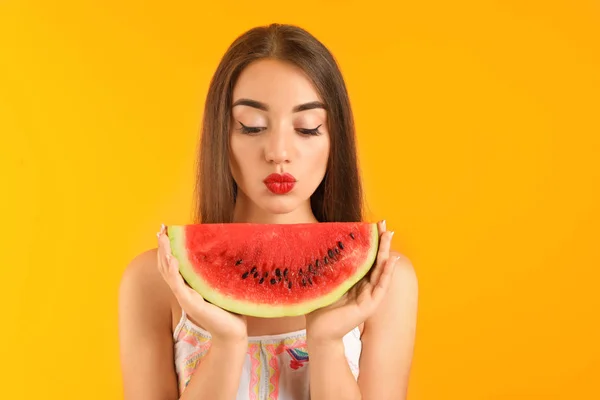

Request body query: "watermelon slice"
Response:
[168, 222, 379, 318]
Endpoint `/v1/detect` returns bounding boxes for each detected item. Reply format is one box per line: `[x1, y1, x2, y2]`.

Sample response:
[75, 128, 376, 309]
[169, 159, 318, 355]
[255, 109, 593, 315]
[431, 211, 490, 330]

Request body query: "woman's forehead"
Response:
[232, 59, 324, 112]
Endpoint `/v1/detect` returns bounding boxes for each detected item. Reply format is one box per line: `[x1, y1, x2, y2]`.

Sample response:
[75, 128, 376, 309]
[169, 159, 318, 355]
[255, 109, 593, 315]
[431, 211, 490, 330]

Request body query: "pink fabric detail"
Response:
[247, 344, 260, 400]
[289, 359, 304, 370]
[177, 326, 211, 392]
[265, 343, 286, 400]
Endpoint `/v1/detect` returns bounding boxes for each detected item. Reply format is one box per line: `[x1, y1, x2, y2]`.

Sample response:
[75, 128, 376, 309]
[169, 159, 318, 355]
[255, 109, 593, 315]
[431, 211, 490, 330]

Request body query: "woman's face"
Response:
[229, 59, 330, 219]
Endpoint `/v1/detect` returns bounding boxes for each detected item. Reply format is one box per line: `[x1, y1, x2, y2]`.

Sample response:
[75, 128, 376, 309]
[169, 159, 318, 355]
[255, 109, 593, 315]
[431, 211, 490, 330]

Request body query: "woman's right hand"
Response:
[156, 224, 248, 345]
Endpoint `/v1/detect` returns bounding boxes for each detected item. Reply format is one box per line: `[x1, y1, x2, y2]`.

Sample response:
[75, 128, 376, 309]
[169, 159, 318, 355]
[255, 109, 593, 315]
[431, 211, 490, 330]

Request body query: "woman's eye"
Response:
[237, 122, 264, 135]
[297, 124, 323, 136]
[236, 121, 323, 136]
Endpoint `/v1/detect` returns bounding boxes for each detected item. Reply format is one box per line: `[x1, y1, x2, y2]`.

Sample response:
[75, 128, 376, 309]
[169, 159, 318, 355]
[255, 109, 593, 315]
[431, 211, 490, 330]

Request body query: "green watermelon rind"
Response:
[168, 223, 380, 318]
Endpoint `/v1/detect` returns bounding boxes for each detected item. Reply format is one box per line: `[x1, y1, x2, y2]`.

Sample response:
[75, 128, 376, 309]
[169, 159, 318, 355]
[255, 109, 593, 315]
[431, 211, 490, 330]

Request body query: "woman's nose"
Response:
[264, 126, 291, 164]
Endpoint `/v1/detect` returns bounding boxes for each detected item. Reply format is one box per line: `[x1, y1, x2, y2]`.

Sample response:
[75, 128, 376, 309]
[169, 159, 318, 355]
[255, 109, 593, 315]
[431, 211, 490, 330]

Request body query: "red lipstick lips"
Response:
[263, 173, 297, 194]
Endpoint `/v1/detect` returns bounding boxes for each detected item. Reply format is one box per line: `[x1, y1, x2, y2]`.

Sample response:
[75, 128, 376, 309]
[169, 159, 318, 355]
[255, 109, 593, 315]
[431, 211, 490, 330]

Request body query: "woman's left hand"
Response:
[305, 220, 399, 343]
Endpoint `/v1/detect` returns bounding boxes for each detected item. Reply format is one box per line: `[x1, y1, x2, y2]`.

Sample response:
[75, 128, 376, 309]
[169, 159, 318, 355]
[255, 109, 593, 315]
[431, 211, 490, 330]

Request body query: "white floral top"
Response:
[173, 310, 362, 399]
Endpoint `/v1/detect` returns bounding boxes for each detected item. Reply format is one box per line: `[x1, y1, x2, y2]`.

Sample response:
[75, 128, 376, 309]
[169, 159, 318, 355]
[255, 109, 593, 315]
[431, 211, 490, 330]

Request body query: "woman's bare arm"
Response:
[118, 249, 246, 400]
[357, 253, 419, 399]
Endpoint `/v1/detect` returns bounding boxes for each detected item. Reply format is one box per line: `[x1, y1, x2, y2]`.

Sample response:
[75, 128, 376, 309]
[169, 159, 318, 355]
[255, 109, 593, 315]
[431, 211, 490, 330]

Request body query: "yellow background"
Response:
[1, 1, 599, 399]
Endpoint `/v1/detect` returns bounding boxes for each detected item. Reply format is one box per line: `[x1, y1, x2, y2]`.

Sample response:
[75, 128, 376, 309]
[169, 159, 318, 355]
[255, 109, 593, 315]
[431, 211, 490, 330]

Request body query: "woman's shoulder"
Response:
[388, 250, 418, 307]
[389, 250, 418, 290]
[120, 248, 164, 294]
[364, 250, 418, 331]
[118, 248, 175, 326]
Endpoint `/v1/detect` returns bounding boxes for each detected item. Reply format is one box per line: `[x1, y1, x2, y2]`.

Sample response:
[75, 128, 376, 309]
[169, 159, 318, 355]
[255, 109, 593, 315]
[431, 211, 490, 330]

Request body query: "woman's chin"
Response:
[257, 195, 306, 216]
[262, 201, 298, 215]
[236, 188, 314, 219]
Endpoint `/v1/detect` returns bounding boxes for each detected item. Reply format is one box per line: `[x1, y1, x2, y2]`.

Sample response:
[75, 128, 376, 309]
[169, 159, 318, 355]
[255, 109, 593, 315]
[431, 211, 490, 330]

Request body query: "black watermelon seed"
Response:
[259, 277, 265, 284]
[349, 232, 355, 239]
[235, 259, 243, 265]
[288, 281, 292, 289]
[270, 278, 277, 285]
[242, 271, 249, 279]
[275, 268, 281, 277]
[308, 277, 313, 285]
[264, 271, 269, 277]
[338, 241, 344, 250]
[250, 266, 257, 274]
[253, 272, 259, 278]
[334, 248, 339, 255]
[299, 269, 303, 276]
[324, 257, 329, 265]
[301, 278, 307, 286]
[315, 260, 320, 269]
[283, 268, 288, 278]
[328, 249, 334, 258]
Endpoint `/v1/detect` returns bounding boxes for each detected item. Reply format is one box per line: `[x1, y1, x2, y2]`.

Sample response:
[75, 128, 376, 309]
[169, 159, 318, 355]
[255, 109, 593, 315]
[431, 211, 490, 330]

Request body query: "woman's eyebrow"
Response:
[232, 98, 268, 111]
[292, 101, 326, 112]
[232, 98, 326, 112]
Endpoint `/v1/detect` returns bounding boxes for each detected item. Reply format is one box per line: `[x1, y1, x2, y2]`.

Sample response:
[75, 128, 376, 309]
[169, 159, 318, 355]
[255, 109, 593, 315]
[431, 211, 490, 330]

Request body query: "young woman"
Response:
[119, 23, 418, 400]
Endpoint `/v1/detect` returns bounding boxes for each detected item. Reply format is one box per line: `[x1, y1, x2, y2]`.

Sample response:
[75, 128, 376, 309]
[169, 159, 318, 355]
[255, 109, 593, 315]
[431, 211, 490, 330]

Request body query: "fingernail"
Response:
[390, 231, 395, 237]
[161, 223, 165, 233]
[156, 231, 161, 238]
[382, 220, 387, 231]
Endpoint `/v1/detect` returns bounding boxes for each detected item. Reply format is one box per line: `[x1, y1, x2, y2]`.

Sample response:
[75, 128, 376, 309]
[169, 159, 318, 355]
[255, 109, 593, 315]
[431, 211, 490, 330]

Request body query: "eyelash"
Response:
[237, 122, 323, 136]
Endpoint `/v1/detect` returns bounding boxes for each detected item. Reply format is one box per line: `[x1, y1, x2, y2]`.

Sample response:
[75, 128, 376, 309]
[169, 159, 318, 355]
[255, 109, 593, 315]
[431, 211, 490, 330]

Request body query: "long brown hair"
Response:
[194, 23, 364, 224]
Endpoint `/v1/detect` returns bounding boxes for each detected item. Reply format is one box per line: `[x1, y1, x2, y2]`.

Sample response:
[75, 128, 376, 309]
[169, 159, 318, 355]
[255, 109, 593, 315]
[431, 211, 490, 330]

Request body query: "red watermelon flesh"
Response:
[168, 222, 379, 317]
